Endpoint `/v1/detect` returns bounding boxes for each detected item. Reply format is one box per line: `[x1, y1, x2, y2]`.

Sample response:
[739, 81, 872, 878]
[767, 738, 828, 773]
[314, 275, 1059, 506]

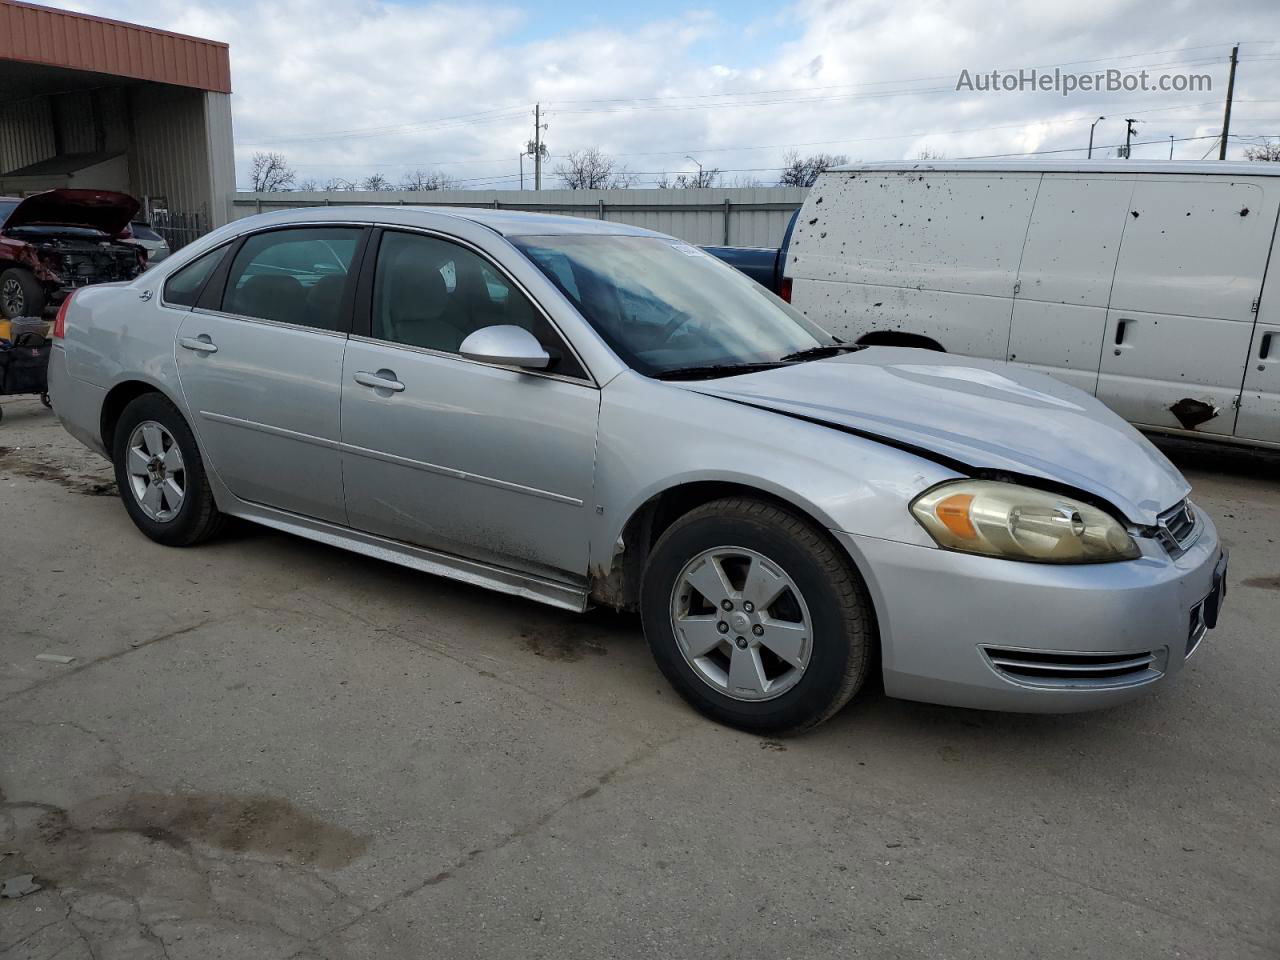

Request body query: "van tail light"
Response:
[779, 277, 793, 303]
[53, 292, 74, 339]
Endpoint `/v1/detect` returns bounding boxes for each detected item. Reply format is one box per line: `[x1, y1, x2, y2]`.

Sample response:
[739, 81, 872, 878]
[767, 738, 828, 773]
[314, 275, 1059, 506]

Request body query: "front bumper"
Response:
[836, 505, 1223, 712]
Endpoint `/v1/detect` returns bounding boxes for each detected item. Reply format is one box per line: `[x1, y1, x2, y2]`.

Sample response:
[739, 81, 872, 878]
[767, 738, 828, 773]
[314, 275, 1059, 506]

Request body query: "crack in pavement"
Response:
[308, 730, 689, 952]
[2, 611, 245, 701]
[287, 592, 655, 744]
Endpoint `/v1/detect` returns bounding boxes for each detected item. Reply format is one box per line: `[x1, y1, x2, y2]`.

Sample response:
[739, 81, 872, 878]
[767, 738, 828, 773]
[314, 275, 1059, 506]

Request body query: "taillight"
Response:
[53, 292, 74, 339]
[779, 277, 793, 303]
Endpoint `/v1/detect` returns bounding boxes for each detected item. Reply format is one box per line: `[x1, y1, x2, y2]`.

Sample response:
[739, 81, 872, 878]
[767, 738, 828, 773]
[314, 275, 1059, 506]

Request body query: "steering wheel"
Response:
[655, 308, 696, 345]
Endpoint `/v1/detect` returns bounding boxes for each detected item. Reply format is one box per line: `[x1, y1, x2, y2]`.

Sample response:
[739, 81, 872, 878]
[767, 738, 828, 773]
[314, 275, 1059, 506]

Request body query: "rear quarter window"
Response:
[163, 246, 228, 308]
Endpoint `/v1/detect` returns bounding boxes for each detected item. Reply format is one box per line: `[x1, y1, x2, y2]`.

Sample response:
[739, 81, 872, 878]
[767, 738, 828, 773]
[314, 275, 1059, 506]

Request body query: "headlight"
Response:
[910, 480, 1140, 563]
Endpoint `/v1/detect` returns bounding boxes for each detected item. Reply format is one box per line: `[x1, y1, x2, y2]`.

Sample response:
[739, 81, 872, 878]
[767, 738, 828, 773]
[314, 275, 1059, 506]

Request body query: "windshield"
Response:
[510, 235, 833, 377]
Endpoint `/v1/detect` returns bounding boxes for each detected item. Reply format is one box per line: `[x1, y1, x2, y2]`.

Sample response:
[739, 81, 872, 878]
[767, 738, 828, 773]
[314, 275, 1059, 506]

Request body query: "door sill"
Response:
[226, 500, 589, 613]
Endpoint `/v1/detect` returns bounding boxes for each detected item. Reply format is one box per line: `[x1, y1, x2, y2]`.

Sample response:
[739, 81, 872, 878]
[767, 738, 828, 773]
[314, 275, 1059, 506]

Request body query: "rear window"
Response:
[0, 199, 17, 225]
[130, 222, 164, 242]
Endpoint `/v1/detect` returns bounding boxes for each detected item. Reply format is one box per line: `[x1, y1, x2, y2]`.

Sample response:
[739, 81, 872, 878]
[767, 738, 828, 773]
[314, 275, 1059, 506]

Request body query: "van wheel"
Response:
[640, 497, 874, 734]
[111, 392, 225, 546]
[0, 268, 44, 320]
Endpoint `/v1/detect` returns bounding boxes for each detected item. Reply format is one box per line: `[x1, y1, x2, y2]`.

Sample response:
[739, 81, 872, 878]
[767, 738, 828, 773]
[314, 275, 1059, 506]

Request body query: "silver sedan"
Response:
[47, 207, 1226, 733]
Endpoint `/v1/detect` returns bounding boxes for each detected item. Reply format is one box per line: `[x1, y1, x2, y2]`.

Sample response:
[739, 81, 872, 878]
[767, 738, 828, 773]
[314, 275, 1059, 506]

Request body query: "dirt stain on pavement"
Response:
[521, 624, 607, 662]
[0, 445, 115, 496]
[1241, 575, 1280, 591]
[20, 792, 368, 880]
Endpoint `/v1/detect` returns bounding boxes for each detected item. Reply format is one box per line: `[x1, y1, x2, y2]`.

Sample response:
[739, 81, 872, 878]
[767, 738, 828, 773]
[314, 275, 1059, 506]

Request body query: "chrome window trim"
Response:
[188, 306, 350, 339]
[369, 222, 599, 387]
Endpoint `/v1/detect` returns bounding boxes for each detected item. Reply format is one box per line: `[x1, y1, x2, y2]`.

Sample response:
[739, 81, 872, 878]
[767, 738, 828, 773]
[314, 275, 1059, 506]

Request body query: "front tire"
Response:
[111, 393, 224, 546]
[641, 497, 874, 735]
[0, 267, 45, 320]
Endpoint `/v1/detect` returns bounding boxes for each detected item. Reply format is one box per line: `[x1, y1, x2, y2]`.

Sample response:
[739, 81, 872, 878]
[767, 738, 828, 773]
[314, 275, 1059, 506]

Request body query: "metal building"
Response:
[0, 0, 235, 244]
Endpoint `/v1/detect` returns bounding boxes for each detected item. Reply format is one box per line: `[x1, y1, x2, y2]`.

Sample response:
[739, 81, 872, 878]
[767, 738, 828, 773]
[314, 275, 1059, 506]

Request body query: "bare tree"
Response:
[249, 152, 296, 192]
[655, 168, 723, 188]
[1244, 141, 1280, 161]
[296, 178, 319, 191]
[322, 177, 358, 191]
[361, 173, 392, 191]
[916, 147, 947, 160]
[399, 169, 460, 191]
[554, 148, 634, 189]
[677, 168, 722, 188]
[777, 151, 850, 188]
[726, 174, 764, 188]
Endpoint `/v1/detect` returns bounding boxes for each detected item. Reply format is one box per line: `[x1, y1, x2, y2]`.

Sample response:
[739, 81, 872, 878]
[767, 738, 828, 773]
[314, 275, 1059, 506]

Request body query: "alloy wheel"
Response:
[1, 278, 24, 316]
[126, 420, 186, 522]
[669, 546, 813, 701]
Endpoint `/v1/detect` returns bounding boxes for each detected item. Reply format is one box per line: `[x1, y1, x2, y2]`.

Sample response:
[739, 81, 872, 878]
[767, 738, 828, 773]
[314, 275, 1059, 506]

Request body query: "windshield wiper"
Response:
[653, 361, 789, 381]
[778, 343, 865, 362]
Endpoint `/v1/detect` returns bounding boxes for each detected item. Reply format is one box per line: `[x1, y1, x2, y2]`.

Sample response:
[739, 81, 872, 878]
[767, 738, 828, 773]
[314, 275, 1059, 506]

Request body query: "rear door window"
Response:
[222, 227, 362, 332]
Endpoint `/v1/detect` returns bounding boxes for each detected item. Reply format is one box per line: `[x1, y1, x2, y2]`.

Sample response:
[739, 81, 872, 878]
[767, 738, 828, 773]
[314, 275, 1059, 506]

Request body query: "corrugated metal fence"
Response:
[230, 187, 809, 248]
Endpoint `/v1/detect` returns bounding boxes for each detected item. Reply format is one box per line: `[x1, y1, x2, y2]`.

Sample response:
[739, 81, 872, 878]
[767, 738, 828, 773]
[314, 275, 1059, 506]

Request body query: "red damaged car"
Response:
[0, 189, 147, 320]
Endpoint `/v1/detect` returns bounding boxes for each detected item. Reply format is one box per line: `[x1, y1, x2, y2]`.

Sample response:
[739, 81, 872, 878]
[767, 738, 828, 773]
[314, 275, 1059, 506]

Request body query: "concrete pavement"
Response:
[1, 394, 1277, 959]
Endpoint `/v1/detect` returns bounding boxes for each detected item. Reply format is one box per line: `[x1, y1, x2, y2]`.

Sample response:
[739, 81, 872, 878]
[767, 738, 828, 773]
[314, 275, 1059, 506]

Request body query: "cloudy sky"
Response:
[45, 0, 1280, 189]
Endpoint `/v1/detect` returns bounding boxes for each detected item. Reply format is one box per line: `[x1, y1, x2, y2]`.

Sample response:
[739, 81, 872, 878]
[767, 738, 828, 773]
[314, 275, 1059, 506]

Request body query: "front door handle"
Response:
[179, 335, 218, 354]
[354, 370, 405, 393]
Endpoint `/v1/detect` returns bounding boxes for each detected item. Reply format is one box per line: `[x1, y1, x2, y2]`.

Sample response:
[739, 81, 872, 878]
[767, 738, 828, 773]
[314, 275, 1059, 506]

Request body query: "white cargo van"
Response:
[786, 160, 1280, 447]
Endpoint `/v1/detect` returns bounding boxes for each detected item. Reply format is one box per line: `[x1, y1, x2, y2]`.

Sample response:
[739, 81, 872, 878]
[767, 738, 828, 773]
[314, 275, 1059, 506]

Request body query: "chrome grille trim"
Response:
[1153, 499, 1200, 557]
[981, 646, 1164, 690]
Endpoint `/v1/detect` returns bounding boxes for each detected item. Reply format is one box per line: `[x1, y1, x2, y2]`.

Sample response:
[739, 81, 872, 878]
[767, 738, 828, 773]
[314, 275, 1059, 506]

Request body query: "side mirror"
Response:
[459, 325, 551, 370]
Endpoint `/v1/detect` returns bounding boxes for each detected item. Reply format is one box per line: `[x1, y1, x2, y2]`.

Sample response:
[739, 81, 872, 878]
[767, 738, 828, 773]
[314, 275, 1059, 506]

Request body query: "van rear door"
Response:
[1096, 175, 1275, 438]
[1006, 174, 1135, 395]
[1236, 221, 1280, 443]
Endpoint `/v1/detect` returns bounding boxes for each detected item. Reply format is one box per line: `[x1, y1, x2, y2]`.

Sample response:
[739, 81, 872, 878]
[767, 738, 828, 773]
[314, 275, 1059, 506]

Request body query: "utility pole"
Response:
[519, 151, 524, 191]
[1169, 135, 1175, 159]
[1088, 116, 1104, 159]
[1219, 44, 1239, 160]
[533, 104, 546, 190]
[1123, 119, 1139, 158]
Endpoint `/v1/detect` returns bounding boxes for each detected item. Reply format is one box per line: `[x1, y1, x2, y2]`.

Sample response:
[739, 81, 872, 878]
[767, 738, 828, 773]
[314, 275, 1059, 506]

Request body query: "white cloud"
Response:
[43, 0, 1280, 187]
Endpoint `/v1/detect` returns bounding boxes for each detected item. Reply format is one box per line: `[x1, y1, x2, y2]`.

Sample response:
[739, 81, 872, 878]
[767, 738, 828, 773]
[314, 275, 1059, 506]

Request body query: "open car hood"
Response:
[2, 189, 140, 237]
[681, 347, 1190, 526]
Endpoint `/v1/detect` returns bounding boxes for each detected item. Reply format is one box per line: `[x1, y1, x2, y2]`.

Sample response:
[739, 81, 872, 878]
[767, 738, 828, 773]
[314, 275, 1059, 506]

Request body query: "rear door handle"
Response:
[179, 335, 218, 354]
[353, 370, 405, 393]
[1261, 332, 1273, 361]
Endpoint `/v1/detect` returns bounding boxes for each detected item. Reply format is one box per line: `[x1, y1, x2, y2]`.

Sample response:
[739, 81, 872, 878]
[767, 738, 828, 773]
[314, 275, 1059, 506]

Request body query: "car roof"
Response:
[828, 159, 1280, 177]
[228, 204, 666, 239]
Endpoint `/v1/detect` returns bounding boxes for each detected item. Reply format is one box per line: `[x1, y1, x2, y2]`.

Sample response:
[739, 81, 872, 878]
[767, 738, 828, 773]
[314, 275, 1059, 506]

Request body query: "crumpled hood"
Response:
[682, 347, 1189, 525]
[2, 189, 139, 237]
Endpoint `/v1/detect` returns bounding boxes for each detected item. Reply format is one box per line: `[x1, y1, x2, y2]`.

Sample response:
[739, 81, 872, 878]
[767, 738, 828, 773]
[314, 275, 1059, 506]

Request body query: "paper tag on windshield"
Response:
[670, 242, 704, 257]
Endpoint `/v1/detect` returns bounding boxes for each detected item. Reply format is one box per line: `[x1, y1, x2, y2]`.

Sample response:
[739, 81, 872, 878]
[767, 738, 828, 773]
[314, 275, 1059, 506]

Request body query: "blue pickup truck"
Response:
[701, 209, 799, 300]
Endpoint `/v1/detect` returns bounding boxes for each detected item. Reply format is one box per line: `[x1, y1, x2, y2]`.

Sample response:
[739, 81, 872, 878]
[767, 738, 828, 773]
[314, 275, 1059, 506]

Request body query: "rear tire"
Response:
[640, 497, 874, 735]
[0, 267, 45, 320]
[111, 392, 225, 546]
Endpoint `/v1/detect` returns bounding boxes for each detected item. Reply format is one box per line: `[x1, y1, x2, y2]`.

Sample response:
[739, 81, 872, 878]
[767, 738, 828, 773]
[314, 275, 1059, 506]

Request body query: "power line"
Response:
[239, 44, 1250, 147]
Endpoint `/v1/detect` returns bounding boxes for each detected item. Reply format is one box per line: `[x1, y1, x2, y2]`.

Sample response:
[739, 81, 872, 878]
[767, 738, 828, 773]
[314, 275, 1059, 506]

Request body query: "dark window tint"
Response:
[163, 246, 228, 308]
[372, 231, 584, 378]
[223, 227, 361, 331]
